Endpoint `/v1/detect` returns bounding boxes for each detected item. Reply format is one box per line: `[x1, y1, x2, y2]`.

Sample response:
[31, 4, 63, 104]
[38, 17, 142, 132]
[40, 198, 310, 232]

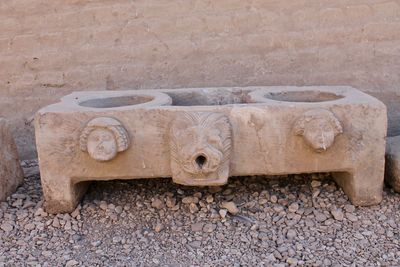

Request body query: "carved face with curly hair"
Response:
[80, 117, 130, 161]
[294, 109, 343, 152]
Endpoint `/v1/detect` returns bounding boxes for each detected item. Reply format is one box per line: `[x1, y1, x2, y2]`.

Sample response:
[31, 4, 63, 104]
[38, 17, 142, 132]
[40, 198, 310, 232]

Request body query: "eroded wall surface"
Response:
[1, 0, 399, 158]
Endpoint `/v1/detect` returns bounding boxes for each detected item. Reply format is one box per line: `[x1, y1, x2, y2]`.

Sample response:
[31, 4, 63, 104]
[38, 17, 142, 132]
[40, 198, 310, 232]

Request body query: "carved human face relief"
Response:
[80, 117, 130, 162]
[302, 118, 336, 152]
[294, 109, 343, 153]
[87, 128, 118, 161]
[170, 112, 232, 186]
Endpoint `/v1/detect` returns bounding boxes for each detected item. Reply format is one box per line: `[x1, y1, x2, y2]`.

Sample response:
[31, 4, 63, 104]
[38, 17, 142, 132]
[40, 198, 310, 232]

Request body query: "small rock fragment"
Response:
[189, 203, 199, 213]
[191, 222, 204, 232]
[311, 180, 321, 188]
[151, 198, 164, 209]
[219, 209, 228, 219]
[206, 195, 214, 203]
[203, 223, 216, 233]
[52, 217, 60, 228]
[99, 202, 108, 211]
[182, 196, 199, 204]
[189, 240, 201, 249]
[65, 260, 79, 267]
[315, 212, 327, 222]
[287, 257, 298, 265]
[1, 222, 13, 232]
[24, 223, 35, 231]
[288, 203, 299, 213]
[220, 201, 239, 215]
[91, 241, 101, 247]
[166, 196, 176, 208]
[344, 204, 355, 213]
[346, 212, 358, 222]
[331, 209, 344, 221]
[287, 229, 297, 239]
[270, 195, 278, 203]
[115, 206, 123, 214]
[154, 223, 164, 233]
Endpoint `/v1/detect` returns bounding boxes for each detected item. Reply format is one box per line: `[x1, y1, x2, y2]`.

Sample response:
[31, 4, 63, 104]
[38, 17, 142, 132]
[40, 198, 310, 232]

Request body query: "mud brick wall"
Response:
[1, 0, 399, 158]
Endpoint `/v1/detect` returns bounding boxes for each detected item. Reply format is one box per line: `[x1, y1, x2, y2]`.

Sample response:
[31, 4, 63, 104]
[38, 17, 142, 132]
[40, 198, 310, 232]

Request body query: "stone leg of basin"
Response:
[41, 174, 89, 213]
[333, 165, 384, 206]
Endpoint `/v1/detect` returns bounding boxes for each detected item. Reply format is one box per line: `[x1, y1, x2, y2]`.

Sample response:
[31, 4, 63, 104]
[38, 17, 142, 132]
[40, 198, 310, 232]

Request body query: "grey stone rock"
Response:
[385, 136, 400, 192]
[220, 201, 239, 215]
[0, 118, 24, 201]
[191, 223, 204, 232]
[331, 209, 344, 221]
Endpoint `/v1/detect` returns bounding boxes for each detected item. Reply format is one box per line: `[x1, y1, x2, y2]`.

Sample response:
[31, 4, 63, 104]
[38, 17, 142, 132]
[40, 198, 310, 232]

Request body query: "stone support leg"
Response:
[333, 169, 384, 206]
[41, 175, 89, 213]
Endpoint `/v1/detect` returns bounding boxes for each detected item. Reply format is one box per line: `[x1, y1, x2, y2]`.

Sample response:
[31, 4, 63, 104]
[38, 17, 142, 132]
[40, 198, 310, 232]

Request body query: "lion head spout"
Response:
[169, 112, 232, 186]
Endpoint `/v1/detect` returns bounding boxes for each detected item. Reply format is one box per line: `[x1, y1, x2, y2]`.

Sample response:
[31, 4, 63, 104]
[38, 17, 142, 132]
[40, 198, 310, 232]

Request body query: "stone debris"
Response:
[385, 136, 400, 192]
[191, 222, 204, 232]
[286, 229, 297, 239]
[203, 223, 216, 233]
[288, 202, 299, 213]
[220, 201, 239, 215]
[331, 209, 344, 221]
[1, 222, 13, 233]
[0, 118, 24, 201]
[219, 209, 228, 219]
[311, 180, 322, 188]
[182, 196, 199, 204]
[151, 198, 164, 209]
[0, 165, 399, 266]
[154, 223, 164, 233]
[346, 213, 359, 222]
[65, 260, 79, 267]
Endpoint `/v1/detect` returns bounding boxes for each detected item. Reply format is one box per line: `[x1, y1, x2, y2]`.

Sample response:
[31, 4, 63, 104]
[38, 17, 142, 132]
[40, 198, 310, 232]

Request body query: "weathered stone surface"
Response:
[385, 136, 400, 192]
[35, 86, 387, 213]
[0, 118, 24, 201]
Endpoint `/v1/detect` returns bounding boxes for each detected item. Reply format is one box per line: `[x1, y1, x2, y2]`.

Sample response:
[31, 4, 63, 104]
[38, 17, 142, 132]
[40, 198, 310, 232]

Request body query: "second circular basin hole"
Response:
[265, 91, 343, 103]
[79, 95, 155, 108]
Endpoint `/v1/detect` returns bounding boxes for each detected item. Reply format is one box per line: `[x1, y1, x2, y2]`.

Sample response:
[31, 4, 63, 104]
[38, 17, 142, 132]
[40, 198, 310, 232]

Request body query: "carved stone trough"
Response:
[35, 86, 387, 213]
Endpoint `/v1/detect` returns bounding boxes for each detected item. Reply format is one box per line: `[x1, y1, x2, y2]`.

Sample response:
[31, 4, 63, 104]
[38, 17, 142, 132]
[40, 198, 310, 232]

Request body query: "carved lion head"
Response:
[170, 112, 231, 178]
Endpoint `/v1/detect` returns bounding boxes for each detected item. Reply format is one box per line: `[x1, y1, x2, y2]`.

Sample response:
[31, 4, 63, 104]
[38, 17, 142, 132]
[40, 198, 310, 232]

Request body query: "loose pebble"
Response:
[220, 201, 239, 215]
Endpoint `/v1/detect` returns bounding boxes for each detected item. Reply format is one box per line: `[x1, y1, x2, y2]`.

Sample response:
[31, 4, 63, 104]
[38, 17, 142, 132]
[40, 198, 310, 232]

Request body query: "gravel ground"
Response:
[1, 160, 400, 267]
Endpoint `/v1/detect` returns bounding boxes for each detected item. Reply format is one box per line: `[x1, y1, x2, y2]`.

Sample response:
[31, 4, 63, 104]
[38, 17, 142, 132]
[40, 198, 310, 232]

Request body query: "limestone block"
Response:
[0, 118, 24, 201]
[385, 136, 400, 192]
[35, 86, 387, 213]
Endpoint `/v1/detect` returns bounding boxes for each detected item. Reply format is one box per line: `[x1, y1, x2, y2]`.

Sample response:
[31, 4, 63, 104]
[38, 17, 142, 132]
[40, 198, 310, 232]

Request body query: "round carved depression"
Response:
[79, 95, 155, 108]
[264, 91, 344, 103]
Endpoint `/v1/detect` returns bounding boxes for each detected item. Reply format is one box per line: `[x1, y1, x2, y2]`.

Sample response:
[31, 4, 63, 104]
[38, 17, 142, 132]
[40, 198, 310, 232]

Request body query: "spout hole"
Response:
[195, 155, 207, 169]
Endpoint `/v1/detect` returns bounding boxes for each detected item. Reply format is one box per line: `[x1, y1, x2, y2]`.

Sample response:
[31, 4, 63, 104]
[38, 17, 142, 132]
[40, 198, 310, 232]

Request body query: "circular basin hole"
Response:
[79, 95, 154, 108]
[265, 91, 343, 103]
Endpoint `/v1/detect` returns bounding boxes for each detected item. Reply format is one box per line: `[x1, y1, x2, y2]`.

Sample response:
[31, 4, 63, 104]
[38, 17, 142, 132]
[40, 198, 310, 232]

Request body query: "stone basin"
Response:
[35, 86, 387, 213]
